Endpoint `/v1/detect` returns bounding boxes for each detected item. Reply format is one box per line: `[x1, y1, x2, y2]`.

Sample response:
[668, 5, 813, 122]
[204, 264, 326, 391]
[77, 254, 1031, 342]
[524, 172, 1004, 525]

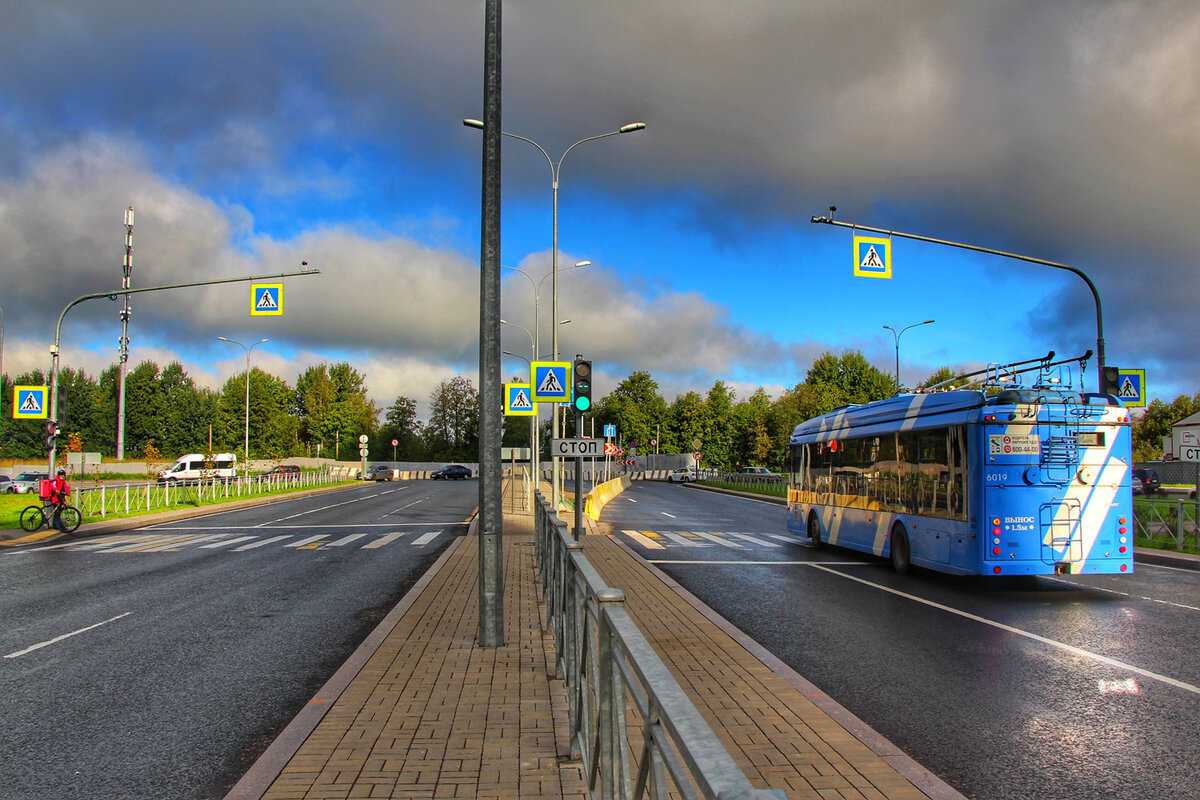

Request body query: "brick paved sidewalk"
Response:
[230, 510, 588, 800]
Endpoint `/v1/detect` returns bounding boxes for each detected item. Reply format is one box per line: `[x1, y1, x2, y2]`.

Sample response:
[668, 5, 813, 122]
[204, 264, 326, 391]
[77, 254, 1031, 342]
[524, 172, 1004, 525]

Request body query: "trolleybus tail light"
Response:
[993, 566, 1002, 574]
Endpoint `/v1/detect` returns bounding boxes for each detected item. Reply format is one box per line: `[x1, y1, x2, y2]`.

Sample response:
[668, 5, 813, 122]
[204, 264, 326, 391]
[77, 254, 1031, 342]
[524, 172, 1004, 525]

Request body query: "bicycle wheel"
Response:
[19, 505, 45, 532]
[60, 506, 82, 534]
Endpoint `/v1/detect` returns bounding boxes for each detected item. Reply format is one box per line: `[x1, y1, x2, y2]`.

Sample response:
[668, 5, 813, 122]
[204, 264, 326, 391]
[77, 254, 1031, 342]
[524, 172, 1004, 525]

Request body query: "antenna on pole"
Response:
[116, 206, 134, 460]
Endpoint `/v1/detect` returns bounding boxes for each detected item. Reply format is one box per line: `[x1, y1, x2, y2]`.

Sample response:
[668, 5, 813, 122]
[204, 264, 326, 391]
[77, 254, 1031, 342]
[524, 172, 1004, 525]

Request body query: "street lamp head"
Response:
[619, 122, 647, 133]
[923, 319, 935, 325]
[573, 260, 591, 268]
[463, 118, 484, 130]
[217, 336, 231, 343]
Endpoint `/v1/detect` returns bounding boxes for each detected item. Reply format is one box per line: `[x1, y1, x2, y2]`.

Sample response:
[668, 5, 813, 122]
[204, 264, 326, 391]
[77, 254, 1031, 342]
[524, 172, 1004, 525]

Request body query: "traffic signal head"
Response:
[43, 420, 58, 453]
[1100, 366, 1120, 396]
[572, 359, 592, 413]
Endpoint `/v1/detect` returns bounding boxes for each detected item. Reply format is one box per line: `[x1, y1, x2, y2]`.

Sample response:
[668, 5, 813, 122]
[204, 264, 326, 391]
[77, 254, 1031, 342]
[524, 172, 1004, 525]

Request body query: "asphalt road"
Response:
[598, 481, 1200, 800]
[0, 479, 477, 800]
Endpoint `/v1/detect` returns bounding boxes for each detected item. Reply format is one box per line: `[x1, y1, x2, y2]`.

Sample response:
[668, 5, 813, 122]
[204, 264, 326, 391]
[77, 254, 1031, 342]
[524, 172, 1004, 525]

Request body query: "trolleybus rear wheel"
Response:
[807, 513, 822, 548]
[890, 525, 911, 574]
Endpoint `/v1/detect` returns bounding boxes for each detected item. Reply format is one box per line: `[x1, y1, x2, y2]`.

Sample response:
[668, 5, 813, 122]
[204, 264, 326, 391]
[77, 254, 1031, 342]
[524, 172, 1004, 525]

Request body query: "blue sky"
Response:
[2, 1, 1198, 418]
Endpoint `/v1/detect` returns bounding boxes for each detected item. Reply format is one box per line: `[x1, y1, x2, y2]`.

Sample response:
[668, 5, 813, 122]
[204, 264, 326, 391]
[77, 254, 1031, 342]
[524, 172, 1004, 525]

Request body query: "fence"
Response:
[73, 466, 356, 520]
[534, 490, 785, 800]
[1133, 497, 1200, 551]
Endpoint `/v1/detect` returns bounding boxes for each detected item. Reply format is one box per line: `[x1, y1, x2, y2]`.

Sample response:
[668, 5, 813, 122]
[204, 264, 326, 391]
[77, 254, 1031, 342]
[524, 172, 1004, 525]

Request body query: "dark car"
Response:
[254, 464, 301, 483]
[365, 465, 395, 481]
[431, 464, 472, 480]
[1132, 468, 1161, 496]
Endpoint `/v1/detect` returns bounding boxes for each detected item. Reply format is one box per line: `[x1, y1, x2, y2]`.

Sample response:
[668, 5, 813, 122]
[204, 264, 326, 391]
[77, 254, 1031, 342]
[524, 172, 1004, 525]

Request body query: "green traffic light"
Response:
[575, 396, 591, 412]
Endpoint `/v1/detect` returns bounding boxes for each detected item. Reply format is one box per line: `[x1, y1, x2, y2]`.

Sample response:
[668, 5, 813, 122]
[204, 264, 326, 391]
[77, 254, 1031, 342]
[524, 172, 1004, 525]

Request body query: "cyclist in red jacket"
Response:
[48, 469, 71, 531]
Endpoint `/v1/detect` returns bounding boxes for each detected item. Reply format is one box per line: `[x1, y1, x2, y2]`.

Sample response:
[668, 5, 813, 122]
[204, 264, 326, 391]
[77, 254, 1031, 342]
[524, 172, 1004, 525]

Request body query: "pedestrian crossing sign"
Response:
[853, 235, 892, 279]
[1116, 369, 1145, 407]
[530, 361, 570, 403]
[13, 385, 48, 419]
[504, 383, 537, 416]
[251, 283, 283, 316]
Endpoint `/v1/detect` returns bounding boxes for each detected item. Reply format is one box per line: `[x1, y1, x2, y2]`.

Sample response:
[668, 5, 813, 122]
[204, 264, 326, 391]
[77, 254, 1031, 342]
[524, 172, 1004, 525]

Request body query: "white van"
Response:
[158, 453, 238, 484]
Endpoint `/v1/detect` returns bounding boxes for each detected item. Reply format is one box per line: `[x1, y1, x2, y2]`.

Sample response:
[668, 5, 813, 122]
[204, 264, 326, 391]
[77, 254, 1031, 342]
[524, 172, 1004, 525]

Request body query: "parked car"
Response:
[1131, 474, 1144, 495]
[738, 466, 782, 481]
[0, 475, 14, 494]
[254, 464, 301, 482]
[10, 472, 48, 494]
[1132, 468, 1161, 496]
[667, 468, 698, 483]
[431, 464, 472, 480]
[364, 464, 395, 481]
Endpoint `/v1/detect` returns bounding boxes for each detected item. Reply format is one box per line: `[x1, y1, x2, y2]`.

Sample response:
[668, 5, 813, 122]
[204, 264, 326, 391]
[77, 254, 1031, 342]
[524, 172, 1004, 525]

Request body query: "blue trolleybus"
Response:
[786, 354, 1134, 576]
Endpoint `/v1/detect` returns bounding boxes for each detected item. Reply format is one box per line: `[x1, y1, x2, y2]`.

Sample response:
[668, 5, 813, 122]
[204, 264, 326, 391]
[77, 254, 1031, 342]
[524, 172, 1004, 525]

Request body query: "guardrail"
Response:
[534, 490, 784, 800]
[1133, 497, 1200, 550]
[73, 467, 355, 520]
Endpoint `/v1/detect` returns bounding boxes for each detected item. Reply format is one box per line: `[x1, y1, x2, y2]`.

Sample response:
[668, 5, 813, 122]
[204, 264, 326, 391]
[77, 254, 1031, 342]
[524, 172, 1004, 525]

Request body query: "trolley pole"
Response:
[811, 213, 1106, 392]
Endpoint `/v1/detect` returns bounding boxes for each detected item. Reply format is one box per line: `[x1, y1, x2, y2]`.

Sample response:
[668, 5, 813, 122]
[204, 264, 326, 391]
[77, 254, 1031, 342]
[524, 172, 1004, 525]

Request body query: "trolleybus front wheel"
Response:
[807, 513, 822, 548]
[890, 525, 911, 574]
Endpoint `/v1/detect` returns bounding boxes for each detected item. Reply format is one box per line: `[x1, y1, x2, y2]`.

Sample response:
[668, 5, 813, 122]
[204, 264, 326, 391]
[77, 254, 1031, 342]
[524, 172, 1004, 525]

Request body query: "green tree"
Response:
[1133, 393, 1200, 462]
[702, 381, 736, 470]
[594, 371, 667, 455]
[919, 366, 958, 390]
[376, 395, 423, 460]
[295, 362, 377, 459]
[425, 376, 478, 461]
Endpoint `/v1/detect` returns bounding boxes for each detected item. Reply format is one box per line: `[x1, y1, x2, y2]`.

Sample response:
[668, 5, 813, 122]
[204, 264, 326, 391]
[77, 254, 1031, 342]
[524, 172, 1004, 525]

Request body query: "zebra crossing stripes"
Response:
[620, 530, 798, 551]
[10, 529, 454, 555]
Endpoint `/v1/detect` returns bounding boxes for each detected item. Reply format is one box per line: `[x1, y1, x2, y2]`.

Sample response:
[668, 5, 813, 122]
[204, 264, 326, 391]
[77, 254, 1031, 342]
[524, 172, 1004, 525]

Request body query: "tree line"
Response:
[0, 362, 479, 464]
[1, 350, 1184, 468]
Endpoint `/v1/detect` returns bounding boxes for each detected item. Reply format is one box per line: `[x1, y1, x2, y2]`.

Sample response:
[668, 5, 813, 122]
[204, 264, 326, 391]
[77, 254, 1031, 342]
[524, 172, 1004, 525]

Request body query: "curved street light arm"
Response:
[814, 215, 1105, 389]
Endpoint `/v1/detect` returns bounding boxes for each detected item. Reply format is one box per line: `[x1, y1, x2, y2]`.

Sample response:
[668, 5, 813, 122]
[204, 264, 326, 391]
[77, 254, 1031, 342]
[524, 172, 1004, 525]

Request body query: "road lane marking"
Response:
[362, 532, 406, 549]
[661, 512, 677, 519]
[728, 532, 780, 548]
[647, 560, 874, 565]
[621, 530, 665, 550]
[810, 564, 1200, 697]
[234, 535, 293, 550]
[661, 532, 709, 547]
[325, 534, 367, 547]
[137, 534, 230, 552]
[1044, 576, 1200, 613]
[200, 536, 258, 548]
[411, 530, 443, 546]
[286, 535, 330, 548]
[687, 530, 745, 549]
[5, 612, 132, 659]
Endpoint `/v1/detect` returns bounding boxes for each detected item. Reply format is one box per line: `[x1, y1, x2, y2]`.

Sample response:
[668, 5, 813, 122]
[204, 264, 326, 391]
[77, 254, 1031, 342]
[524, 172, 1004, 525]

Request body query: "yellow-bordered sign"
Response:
[853, 235, 892, 279]
[13, 385, 48, 419]
[530, 361, 570, 403]
[504, 383, 537, 416]
[1116, 369, 1146, 407]
[251, 283, 283, 315]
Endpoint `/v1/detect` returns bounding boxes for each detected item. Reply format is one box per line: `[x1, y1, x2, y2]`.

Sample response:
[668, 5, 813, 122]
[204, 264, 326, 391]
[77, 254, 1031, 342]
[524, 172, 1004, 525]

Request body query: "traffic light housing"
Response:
[43, 420, 58, 453]
[1100, 366, 1120, 397]
[572, 358, 592, 413]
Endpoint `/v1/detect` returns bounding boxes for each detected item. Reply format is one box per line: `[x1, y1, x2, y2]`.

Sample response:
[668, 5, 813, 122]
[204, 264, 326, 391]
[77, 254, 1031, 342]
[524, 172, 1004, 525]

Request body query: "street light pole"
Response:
[501, 261, 588, 488]
[466, 117, 644, 506]
[217, 337, 268, 481]
[812, 213, 1106, 392]
[116, 206, 134, 460]
[44, 267, 319, 476]
[883, 319, 934, 389]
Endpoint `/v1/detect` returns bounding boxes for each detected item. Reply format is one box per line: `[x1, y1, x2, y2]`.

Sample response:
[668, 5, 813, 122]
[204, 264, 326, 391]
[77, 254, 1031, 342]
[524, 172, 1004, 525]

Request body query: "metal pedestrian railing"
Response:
[72, 466, 355, 520]
[1133, 497, 1200, 550]
[534, 490, 785, 800]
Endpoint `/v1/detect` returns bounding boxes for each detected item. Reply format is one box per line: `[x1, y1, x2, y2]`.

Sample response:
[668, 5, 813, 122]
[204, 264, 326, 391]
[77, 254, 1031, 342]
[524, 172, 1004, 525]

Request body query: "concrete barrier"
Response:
[583, 476, 631, 520]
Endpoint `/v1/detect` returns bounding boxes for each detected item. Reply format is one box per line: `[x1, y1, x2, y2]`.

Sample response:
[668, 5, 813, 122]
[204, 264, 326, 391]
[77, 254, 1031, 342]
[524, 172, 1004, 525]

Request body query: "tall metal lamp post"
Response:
[883, 319, 934, 389]
[465, 117, 645, 506]
[217, 337, 268, 481]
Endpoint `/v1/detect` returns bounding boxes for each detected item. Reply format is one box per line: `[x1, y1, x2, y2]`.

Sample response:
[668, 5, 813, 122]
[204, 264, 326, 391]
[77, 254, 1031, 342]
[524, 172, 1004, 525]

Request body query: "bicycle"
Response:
[19, 501, 82, 534]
